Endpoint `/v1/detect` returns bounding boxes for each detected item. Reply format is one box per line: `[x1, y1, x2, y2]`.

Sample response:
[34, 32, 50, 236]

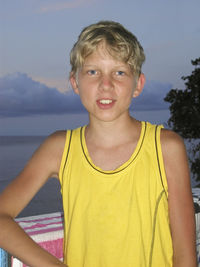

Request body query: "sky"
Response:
[0, 0, 200, 135]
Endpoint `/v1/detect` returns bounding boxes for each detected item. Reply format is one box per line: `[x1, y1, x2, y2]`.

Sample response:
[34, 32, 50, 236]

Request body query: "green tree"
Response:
[164, 58, 200, 185]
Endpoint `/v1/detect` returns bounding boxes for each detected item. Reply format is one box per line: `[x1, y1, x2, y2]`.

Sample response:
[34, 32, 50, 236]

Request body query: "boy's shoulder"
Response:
[160, 128, 186, 158]
[46, 130, 67, 144]
[39, 130, 67, 156]
[161, 128, 184, 146]
[49, 129, 67, 139]
[47, 126, 85, 146]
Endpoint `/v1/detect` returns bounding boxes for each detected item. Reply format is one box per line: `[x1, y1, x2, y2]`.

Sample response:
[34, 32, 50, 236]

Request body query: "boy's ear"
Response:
[133, 73, 145, 98]
[70, 73, 79, 95]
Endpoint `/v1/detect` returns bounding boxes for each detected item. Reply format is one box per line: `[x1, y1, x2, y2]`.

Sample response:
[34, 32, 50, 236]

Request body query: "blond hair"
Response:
[70, 21, 145, 76]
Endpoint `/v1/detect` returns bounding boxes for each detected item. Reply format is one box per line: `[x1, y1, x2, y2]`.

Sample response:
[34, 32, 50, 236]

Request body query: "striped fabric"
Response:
[12, 212, 64, 266]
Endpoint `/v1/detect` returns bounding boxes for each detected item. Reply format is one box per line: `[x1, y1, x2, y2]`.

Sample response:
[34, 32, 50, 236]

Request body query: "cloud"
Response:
[0, 72, 171, 118]
[0, 72, 85, 117]
[38, 0, 94, 13]
[33, 76, 70, 93]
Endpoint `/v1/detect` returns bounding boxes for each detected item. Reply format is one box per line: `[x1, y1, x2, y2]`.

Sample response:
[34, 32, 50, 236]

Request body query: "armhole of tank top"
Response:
[155, 125, 168, 198]
[58, 130, 73, 193]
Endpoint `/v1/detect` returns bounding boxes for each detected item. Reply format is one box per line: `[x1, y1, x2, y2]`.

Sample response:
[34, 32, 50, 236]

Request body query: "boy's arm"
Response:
[161, 129, 197, 267]
[0, 131, 67, 267]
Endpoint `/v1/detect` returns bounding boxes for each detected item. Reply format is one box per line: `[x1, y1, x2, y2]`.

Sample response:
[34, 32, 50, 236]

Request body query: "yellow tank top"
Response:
[59, 121, 173, 267]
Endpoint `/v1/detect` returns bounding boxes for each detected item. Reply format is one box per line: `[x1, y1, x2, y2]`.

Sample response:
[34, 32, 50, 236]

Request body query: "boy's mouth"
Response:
[99, 99, 113, 104]
[96, 99, 116, 109]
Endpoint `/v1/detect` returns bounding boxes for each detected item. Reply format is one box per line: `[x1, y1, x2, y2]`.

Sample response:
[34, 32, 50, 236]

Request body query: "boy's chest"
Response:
[87, 142, 137, 171]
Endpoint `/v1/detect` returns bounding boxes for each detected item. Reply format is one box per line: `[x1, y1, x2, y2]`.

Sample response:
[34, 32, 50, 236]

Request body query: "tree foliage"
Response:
[164, 58, 200, 184]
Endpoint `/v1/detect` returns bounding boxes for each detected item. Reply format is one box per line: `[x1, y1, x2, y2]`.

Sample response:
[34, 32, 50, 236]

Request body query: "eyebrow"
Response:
[82, 64, 97, 67]
[82, 64, 128, 68]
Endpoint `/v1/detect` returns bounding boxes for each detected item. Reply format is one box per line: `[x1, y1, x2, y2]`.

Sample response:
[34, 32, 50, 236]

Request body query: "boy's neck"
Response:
[85, 115, 141, 148]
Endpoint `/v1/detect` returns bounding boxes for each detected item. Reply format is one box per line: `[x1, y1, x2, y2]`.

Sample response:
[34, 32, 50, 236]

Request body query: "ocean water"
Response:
[0, 136, 63, 218]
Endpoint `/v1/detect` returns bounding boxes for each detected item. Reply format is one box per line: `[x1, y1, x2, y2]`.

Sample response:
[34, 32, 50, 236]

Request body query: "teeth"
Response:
[99, 99, 113, 104]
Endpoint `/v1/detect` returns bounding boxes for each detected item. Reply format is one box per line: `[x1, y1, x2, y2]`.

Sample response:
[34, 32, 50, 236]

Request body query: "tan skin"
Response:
[0, 44, 197, 266]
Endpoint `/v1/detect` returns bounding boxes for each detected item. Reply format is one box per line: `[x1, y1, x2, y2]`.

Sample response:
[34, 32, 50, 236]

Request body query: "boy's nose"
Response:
[99, 74, 114, 92]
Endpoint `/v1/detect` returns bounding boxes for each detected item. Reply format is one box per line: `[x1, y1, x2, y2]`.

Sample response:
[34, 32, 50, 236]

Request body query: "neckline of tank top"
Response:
[80, 121, 147, 175]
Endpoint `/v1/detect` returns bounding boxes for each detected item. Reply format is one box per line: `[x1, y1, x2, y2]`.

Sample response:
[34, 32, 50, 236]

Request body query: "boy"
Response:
[0, 21, 197, 267]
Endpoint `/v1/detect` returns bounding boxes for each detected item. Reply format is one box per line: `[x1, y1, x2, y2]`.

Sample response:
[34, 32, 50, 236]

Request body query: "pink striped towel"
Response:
[12, 212, 64, 266]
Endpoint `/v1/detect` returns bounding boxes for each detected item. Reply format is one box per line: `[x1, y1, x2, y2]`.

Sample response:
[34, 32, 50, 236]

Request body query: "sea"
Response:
[0, 136, 63, 218]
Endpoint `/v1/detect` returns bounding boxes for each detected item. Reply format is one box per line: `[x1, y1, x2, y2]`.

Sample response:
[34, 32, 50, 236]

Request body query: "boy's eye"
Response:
[87, 70, 97, 75]
[116, 71, 125, 76]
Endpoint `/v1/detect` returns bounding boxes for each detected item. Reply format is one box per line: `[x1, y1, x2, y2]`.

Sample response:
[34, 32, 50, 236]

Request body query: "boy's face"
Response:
[70, 43, 145, 123]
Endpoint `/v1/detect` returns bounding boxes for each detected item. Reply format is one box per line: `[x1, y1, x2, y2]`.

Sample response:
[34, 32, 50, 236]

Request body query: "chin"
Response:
[91, 112, 127, 123]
